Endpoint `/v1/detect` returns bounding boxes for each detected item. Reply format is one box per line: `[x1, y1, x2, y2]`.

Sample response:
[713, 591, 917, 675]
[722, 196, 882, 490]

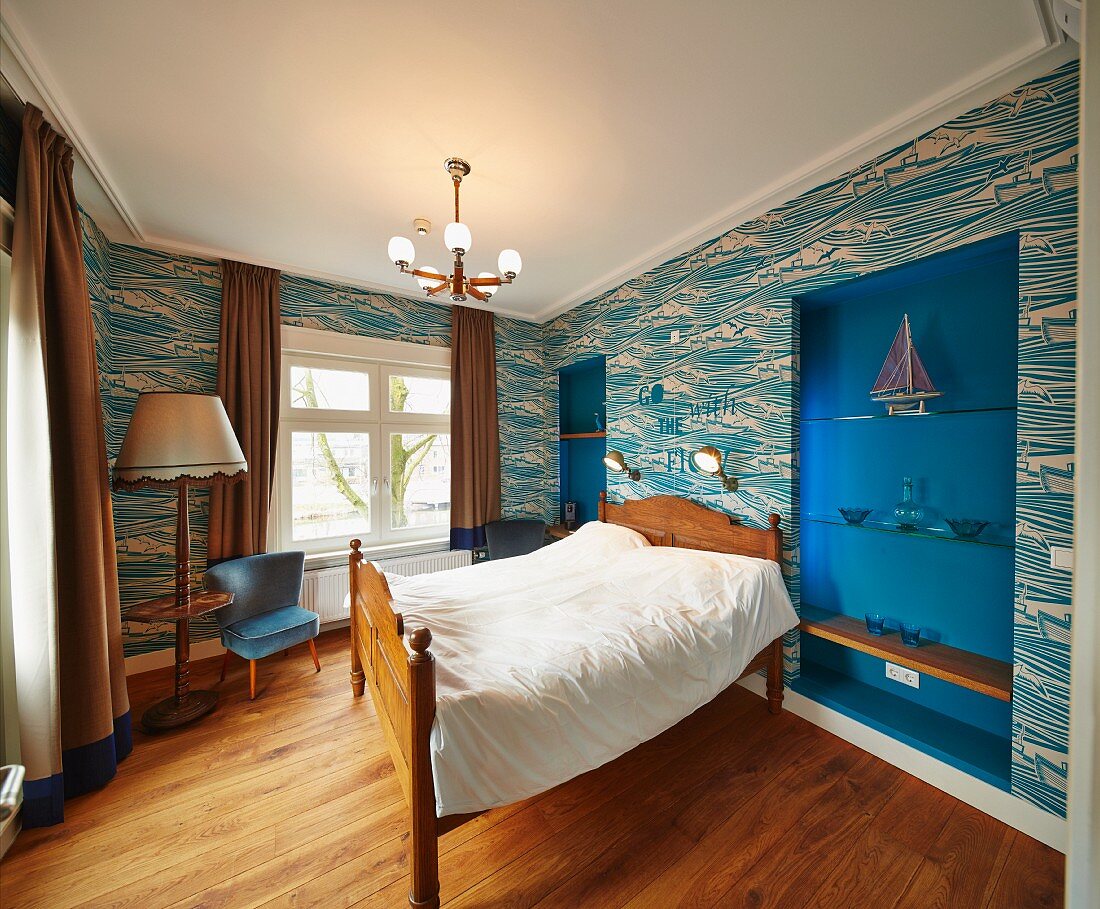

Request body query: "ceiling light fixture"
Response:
[387, 157, 522, 304]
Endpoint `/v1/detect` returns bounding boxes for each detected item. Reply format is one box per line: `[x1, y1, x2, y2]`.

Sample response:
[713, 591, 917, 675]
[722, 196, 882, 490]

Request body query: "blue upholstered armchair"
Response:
[484, 519, 547, 560]
[204, 551, 319, 700]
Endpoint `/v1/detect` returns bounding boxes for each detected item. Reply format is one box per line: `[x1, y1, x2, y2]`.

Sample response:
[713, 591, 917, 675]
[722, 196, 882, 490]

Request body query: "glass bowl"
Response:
[945, 518, 989, 540]
[838, 507, 872, 526]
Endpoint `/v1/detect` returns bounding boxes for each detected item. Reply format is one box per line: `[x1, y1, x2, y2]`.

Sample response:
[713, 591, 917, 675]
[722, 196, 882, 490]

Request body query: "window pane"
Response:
[389, 374, 450, 415]
[390, 433, 450, 529]
[292, 431, 371, 541]
[291, 365, 370, 411]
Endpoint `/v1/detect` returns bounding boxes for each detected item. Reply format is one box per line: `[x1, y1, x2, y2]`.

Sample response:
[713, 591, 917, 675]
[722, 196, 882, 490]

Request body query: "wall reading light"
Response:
[603, 450, 641, 481]
[691, 445, 738, 492]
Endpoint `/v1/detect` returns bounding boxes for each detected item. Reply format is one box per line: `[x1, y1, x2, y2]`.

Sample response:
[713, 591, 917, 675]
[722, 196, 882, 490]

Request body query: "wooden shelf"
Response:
[799, 605, 1012, 702]
[559, 431, 606, 439]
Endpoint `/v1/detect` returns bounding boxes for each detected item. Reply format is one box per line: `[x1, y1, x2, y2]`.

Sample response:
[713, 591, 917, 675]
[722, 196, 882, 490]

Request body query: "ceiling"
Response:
[0, 1, 1073, 320]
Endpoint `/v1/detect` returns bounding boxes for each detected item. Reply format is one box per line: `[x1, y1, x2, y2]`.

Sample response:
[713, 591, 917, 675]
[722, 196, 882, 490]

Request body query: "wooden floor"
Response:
[1, 629, 1063, 908]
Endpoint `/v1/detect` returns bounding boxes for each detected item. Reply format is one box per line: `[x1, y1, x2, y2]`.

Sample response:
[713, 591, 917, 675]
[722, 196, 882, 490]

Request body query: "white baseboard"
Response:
[123, 620, 349, 676]
[739, 675, 1067, 853]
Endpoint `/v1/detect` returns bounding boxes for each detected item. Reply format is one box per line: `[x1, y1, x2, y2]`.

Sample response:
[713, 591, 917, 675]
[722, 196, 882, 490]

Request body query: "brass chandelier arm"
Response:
[426, 281, 451, 297]
[466, 285, 488, 302]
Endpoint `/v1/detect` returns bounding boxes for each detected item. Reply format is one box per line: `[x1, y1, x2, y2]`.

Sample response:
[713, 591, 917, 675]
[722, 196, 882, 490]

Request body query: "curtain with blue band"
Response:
[9, 105, 131, 827]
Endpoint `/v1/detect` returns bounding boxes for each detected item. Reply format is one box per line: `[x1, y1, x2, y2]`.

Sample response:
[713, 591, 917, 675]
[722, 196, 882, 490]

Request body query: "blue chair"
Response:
[205, 552, 318, 700]
[484, 519, 547, 560]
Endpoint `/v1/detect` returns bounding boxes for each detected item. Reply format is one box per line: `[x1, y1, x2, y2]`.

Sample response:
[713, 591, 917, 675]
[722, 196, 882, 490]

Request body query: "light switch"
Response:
[1050, 546, 1074, 570]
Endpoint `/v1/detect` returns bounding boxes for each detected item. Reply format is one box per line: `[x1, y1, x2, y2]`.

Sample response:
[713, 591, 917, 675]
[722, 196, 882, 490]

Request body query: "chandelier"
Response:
[387, 157, 522, 304]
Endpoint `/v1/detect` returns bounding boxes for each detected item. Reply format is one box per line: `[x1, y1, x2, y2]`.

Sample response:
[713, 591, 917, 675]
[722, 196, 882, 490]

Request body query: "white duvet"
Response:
[383, 521, 799, 816]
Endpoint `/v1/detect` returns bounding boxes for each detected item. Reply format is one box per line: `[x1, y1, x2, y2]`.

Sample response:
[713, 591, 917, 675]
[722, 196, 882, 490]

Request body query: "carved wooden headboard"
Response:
[597, 492, 782, 564]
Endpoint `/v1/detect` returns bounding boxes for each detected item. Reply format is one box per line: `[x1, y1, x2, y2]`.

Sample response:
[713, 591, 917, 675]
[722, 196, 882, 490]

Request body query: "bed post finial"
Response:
[351, 538, 362, 554]
[599, 490, 608, 522]
[768, 514, 780, 530]
[409, 627, 433, 661]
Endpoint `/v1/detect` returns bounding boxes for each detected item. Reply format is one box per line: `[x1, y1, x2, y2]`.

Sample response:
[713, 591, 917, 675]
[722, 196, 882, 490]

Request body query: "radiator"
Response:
[302, 549, 473, 625]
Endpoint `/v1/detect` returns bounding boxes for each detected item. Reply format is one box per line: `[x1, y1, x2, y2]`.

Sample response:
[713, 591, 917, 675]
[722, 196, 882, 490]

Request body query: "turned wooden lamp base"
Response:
[141, 690, 218, 731]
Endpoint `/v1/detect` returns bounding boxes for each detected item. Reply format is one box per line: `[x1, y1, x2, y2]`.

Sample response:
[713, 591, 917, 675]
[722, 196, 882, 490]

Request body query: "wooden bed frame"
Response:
[348, 493, 786, 908]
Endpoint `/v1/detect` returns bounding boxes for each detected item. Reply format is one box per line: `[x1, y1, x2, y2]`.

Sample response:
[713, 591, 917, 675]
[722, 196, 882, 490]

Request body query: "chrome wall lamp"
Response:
[691, 446, 738, 492]
[603, 450, 641, 481]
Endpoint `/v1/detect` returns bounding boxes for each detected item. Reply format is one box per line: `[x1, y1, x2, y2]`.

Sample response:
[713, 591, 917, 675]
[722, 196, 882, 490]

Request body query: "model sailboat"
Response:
[870, 314, 942, 414]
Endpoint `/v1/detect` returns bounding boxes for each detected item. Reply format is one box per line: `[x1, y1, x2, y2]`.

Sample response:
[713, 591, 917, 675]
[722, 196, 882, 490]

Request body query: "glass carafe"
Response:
[894, 477, 924, 532]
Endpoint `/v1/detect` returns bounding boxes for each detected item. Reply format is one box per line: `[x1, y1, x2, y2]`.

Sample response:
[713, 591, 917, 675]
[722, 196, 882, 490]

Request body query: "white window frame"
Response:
[272, 326, 451, 558]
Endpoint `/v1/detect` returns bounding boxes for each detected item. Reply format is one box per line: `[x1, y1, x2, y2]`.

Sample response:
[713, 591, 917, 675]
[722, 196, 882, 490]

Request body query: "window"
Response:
[274, 330, 451, 555]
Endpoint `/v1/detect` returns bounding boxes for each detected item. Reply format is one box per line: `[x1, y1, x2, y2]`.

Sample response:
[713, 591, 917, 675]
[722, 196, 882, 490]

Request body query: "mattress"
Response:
[383, 520, 799, 816]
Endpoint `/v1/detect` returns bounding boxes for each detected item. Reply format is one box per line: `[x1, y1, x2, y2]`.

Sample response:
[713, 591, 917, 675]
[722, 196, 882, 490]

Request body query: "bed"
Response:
[348, 492, 798, 908]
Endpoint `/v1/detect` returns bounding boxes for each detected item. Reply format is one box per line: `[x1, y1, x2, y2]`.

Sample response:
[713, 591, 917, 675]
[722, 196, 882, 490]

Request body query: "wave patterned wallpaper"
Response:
[82, 229, 542, 658]
[533, 62, 1078, 819]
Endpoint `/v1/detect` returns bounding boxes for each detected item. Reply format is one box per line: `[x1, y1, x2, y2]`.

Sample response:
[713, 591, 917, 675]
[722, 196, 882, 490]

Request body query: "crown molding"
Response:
[0, 9, 144, 241]
[532, 35, 1078, 323]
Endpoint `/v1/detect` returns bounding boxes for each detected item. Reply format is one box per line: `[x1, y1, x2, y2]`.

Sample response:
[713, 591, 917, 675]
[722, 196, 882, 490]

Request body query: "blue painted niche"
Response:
[795, 232, 1019, 790]
[558, 356, 606, 525]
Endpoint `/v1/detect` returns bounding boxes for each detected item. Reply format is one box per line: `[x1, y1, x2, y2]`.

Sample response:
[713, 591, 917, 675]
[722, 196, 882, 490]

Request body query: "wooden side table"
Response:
[128, 590, 233, 732]
[546, 524, 574, 541]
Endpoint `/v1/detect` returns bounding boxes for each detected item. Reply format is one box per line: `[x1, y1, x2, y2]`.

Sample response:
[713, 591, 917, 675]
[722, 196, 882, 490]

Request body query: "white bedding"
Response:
[382, 521, 799, 816]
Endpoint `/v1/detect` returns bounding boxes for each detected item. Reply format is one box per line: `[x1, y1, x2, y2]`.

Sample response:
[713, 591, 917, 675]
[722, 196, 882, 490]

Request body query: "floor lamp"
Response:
[113, 392, 247, 730]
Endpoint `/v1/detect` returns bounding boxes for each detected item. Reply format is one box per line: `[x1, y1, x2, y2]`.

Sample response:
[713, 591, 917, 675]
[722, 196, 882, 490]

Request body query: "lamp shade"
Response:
[444, 221, 472, 253]
[417, 266, 445, 291]
[477, 272, 499, 297]
[691, 445, 723, 475]
[604, 450, 628, 473]
[113, 392, 247, 489]
[498, 248, 522, 277]
[388, 235, 415, 265]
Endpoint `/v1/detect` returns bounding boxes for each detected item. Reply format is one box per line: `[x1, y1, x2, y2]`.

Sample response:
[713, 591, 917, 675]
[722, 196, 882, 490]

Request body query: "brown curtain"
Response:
[449, 305, 501, 549]
[207, 260, 281, 562]
[12, 105, 130, 824]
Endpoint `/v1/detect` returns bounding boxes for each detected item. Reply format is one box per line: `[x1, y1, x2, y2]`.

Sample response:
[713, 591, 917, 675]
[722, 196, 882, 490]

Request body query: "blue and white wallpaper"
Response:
[83, 225, 540, 659]
[506, 62, 1077, 819]
[85, 61, 1077, 819]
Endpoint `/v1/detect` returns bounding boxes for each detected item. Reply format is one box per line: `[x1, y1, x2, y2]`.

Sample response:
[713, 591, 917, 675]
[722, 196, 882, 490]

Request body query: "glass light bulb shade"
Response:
[477, 272, 499, 296]
[603, 450, 627, 473]
[444, 221, 472, 253]
[498, 248, 522, 277]
[417, 266, 445, 291]
[388, 236, 415, 265]
[691, 446, 722, 475]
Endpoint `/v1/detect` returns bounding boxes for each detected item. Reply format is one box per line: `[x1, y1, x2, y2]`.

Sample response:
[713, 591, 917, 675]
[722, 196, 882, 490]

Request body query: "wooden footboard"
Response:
[349, 540, 443, 908]
[349, 496, 789, 909]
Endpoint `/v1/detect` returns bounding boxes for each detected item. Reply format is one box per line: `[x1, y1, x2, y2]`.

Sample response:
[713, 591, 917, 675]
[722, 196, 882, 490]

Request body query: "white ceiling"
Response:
[0, 1, 1073, 320]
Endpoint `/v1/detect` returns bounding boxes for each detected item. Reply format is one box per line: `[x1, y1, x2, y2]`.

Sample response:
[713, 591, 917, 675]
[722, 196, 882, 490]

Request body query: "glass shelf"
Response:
[800, 405, 1016, 424]
[802, 512, 1014, 549]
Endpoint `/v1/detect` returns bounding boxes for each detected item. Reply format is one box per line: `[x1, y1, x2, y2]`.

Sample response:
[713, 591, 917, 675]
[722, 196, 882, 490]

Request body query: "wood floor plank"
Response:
[704, 745, 906, 908]
[895, 803, 1017, 909]
[983, 830, 1065, 909]
[802, 773, 958, 909]
[0, 629, 1064, 909]
[621, 735, 863, 909]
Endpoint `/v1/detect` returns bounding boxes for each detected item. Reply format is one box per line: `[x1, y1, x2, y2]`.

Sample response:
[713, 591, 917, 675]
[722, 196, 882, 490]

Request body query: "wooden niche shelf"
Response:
[799, 606, 1012, 702]
[559, 431, 606, 439]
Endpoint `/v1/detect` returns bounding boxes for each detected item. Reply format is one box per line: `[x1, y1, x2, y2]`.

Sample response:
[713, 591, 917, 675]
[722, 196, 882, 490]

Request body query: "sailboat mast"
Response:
[904, 313, 913, 394]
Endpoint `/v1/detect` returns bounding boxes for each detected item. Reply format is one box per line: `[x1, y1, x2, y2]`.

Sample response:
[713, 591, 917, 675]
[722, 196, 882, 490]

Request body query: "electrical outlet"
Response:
[670, 329, 681, 343]
[885, 662, 920, 689]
